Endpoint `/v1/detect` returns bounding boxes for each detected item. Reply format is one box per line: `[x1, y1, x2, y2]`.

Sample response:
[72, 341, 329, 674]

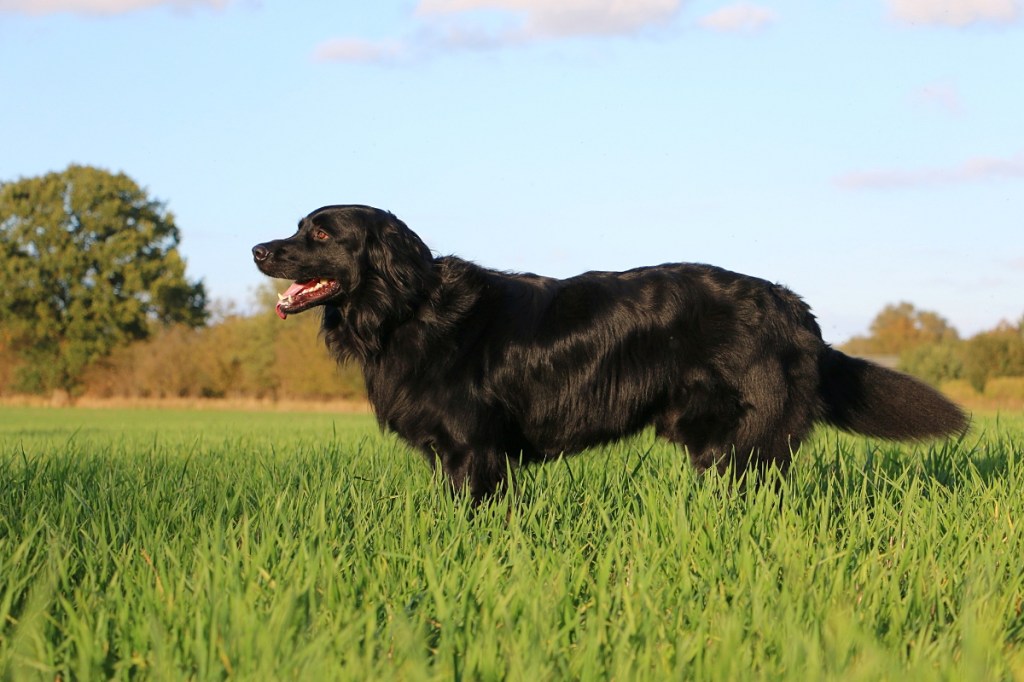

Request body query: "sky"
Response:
[1, 0, 1022, 343]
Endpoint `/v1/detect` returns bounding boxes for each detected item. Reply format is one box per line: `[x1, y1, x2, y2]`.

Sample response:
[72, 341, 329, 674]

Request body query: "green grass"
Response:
[1, 407, 1023, 680]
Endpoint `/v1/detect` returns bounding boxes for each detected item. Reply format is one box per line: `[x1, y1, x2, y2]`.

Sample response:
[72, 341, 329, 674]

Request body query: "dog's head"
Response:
[252, 205, 433, 319]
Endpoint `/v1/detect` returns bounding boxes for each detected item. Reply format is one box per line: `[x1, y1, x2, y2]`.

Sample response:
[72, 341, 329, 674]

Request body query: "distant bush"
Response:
[898, 341, 964, 387]
[961, 327, 1024, 393]
[79, 310, 363, 402]
[898, 331, 1024, 397]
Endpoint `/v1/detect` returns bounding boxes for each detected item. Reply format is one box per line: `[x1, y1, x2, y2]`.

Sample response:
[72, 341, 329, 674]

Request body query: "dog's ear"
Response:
[366, 213, 434, 294]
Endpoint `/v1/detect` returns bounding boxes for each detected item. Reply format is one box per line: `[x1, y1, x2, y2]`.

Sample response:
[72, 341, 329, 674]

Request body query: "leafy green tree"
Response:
[0, 164, 206, 394]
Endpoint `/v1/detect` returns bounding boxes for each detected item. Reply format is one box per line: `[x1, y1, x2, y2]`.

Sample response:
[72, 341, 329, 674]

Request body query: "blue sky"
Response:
[1, 0, 1021, 343]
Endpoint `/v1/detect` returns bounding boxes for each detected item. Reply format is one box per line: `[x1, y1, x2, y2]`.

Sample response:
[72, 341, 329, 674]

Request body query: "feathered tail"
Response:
[819, 348, 968, 440]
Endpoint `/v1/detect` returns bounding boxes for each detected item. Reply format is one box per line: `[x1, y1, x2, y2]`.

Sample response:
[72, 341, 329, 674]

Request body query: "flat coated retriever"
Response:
[253, 205, 968, 499]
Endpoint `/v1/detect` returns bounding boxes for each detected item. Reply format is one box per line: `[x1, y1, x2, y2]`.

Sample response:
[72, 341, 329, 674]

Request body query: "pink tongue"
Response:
[275, 280, 317, 320]
[282, 280, 314, 298]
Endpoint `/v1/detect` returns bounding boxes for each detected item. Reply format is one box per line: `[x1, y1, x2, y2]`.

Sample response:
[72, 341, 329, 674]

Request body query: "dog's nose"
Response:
[252, 244, 270, 262]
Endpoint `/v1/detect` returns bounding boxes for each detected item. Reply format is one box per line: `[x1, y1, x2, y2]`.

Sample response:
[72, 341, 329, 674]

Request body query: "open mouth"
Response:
[275, 279, 342, 319]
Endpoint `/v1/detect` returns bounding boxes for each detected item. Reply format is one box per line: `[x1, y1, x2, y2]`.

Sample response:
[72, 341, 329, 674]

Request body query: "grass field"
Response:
[1, 406, 1023, 680]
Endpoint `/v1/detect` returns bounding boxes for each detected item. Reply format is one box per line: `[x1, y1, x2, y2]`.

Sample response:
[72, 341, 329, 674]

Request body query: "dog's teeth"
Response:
[277, 293, 285, 301]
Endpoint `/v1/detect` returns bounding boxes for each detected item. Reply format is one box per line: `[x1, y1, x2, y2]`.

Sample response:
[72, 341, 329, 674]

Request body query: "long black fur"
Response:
[253, 205, 968, 499]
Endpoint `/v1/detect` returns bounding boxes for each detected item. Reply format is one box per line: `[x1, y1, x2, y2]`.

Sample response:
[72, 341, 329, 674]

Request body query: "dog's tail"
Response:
[818, 348, 968, 440]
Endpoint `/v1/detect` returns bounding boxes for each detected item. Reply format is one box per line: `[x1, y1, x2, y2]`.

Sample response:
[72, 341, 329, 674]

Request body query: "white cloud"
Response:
[887, 0, 1020, 26]
[417, 0, 683, 39]
[698, 3, 777, 32]
[0, 0, 230, 15]
[837, 151, 1024, 189]
[312, 38, 405, 64]
[316, 0, 686, 63]
[315, 0, 781, 64]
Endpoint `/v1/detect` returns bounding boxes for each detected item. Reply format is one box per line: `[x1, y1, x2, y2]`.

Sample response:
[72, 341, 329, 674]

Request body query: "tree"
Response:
[898, 341, 964, 387]
[0, 165, 206, 394]
[843, 302, 959, 356]
[962, 325, 1024, 392]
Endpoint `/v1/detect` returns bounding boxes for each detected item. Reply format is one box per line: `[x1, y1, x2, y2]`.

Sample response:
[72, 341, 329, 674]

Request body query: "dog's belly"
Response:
[515, 400, 660, 459]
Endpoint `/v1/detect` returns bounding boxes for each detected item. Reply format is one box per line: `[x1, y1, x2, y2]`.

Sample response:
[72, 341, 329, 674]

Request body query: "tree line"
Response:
[1, 294, 364, 402]
[77, 295, 364, 401]
[2, 165, 1022, 405]
[841, 302, 1024, 404]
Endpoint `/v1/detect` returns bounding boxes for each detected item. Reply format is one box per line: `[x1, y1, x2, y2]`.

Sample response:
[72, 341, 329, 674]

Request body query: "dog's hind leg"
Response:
[661, 412, 801, 481]
[726, 368, 817, 480]
[658, 362, 815, 481]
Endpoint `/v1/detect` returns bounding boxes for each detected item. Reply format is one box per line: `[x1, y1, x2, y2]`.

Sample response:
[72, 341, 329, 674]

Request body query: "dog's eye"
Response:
[314, 230, 330, 241]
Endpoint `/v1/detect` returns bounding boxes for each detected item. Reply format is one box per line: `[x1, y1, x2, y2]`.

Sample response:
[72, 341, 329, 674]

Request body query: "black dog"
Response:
[253, 205, 967, 499]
